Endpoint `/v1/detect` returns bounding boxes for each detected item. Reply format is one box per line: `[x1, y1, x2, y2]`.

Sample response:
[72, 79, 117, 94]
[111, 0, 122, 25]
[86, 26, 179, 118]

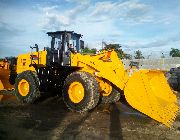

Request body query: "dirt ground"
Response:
[0, 93, 180, 140]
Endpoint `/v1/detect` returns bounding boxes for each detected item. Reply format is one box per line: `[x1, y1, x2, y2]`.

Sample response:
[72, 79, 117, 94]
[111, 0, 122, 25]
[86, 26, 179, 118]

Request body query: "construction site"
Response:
[0, 31, 180, 140]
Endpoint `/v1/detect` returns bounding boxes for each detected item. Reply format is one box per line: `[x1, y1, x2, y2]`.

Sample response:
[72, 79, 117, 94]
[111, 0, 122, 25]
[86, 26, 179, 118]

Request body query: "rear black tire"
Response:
[63, 71, 100, 112]
[101, 86, 120, 104]
[14, 71, 40, 103]
[9, 70, 17, 85]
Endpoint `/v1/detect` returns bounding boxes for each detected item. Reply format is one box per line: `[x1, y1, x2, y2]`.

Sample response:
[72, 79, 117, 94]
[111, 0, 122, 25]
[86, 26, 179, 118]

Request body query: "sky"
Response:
[0, 0, 180, 58]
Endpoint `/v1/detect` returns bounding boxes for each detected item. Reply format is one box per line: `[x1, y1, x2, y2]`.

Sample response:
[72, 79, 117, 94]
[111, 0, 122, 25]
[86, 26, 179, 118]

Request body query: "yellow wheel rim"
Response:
[18, 79, 30, 96]
[102, 82, 112, 97]
[68, 82, 84, 103]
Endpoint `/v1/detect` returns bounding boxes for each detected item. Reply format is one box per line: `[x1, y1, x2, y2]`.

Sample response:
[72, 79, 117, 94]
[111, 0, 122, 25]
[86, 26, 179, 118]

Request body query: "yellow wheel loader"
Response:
[0, 31, 179, 127]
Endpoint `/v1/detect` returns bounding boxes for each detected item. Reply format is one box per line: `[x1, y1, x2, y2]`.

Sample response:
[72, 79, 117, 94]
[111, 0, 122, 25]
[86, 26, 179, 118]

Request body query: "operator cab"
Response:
[46, 31, 84, 66]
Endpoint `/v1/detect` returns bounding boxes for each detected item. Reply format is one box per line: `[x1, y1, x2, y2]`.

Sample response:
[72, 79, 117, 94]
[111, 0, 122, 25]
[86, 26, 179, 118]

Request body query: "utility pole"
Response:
[102, 40, 104, 50]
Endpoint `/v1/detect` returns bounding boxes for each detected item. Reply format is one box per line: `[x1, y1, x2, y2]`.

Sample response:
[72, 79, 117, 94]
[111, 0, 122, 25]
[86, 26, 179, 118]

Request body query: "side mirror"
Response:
[30, 44, 39, 52]
[34, 44, 39, 52]
[80, 40, 84, 49]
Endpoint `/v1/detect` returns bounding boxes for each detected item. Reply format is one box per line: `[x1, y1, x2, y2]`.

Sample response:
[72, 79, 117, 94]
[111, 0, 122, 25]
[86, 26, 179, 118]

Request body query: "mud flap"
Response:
[124, 70, 179, 127]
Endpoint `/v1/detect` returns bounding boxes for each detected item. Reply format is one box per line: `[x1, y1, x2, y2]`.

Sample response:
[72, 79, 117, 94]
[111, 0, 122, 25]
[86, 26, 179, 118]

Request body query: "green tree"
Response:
[82, 43, 132, 59]
[134, 50, 144, 59]
[104, 43, 132, 59]
[90, 48, 97, 54]
[123, 53, 132, 59]
[169, 48, 180, 57]
[82, 47, 90, 54]
[82, 47, 97, 54]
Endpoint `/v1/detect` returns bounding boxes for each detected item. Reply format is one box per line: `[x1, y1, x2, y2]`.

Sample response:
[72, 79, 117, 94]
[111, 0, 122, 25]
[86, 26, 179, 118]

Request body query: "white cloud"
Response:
[122, 36, 180, 52]
[1, 0, 180, 58]
[89, 0, 153, 24]
[0, 21, 24, 40]
[39, 3, 88, 31]
[36, 0, 180, 56]
[39, 0, 155, 32]
[41, 5, 58, 12]
[65, 0, 90, 5]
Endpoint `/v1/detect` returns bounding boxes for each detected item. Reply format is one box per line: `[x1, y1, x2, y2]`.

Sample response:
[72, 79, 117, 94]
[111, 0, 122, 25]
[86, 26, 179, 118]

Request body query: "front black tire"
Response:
[63, 71, 100, 112]
[14, 71, 40, 103]
[101, 86, 121, 104]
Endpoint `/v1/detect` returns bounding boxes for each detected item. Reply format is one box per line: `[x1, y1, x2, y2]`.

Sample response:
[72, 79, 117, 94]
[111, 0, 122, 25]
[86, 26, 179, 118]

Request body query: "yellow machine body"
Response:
[16, 50, 47, 74]
[71, 50, 179, 127]
[0, 50, 47, 102]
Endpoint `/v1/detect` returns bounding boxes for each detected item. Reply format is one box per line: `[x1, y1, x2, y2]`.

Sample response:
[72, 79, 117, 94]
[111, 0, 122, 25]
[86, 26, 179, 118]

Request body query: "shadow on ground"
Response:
[0, 93, 180, 140]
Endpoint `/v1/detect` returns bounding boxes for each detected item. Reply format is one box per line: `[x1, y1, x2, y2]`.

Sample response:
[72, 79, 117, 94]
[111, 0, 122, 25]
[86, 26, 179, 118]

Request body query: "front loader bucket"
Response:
[0, 68, 15, 101]
[124, 70, 179, 127]
[0, 68, 14, 89]
[0, 80, 4, 101]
